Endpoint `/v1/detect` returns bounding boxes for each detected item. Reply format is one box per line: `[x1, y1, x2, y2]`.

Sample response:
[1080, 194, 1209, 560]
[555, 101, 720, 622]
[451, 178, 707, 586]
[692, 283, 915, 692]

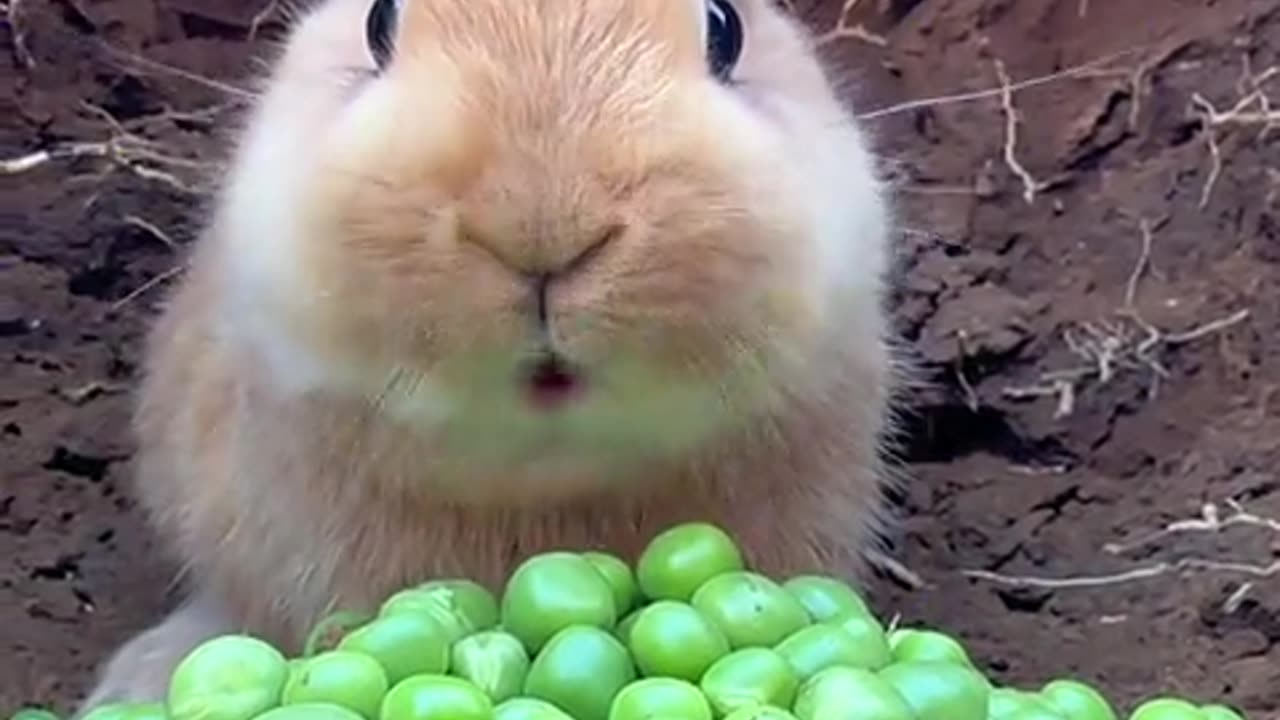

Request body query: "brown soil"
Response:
[3, 0, 1278, 716]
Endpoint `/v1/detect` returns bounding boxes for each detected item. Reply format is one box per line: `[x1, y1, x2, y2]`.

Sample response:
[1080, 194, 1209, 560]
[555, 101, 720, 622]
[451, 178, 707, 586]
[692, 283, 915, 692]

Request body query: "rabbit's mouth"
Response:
[522, 353, 586, 412]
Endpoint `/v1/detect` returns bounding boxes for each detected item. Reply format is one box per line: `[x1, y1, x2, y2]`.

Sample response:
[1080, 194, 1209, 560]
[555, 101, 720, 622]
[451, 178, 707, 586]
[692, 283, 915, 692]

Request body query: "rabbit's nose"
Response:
[535, 222, 621, 281]
[463, 221, 623, 279]
[461, 220, 624, 323]
[528, 224, 619, 329]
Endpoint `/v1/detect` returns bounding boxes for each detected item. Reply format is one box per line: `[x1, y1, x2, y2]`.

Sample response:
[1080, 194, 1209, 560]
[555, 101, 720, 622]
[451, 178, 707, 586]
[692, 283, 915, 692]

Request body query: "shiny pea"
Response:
[636, 523, 745, 602]
[627, 600, 730, 681]
[782, 576, 871, 622]
[1127, 699, 1208, 720]
[450, 630, 531, 703]
[492, 697, 576, 720]
[608, 678, 713, 720]
[887, 628, 973, 667]
[336, 613, 451, 685]
[691, 572, 810, 649]
[793, 666, 914, 720]
[167, 635, 290, 720]
[502, 553, 618, 653]
[583, 552, 641, 617]
[878, 659, 990, 720]
[378, 675, 492, 720]
[775, 623, 889, 681]
[282, 650, 389, 720]
[699, 648, 800, 717]
[523, 625, 636, 720]
[255, 704, 366, 720]
[1039, 679, 1117, 720]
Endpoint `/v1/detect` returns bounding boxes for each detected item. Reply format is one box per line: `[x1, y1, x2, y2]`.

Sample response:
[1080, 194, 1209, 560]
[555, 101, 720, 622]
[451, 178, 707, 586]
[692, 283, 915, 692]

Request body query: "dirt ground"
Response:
[2, 0, 1278, 716]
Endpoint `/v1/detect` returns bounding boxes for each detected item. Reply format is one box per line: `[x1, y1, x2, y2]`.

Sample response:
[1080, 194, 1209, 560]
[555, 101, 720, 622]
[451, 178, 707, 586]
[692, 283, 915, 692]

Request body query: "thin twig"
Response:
[856, 47, 1150, 121]
[815, 0, 887, 48]
[1, 104, 216, 194]
[6, 0, 35, 68]
[953, 330, 981, 412]
[1103, 500, 1280, 555]
[122, 215, 181, 250]
[110, 265, 187, 311]
[966, 499, 1280, 594]
[1189, 61, 1280, 208]
[865, 548, 927, 591]
[1123, 218, 1154, 310]
[95, 41, 256, 100]
[963, 558, 1280, 589]
[1222, 582, 1253, 614]
[992, 57, 1046, 204]
[249, 0, 283, 40]
[1163, 309, 1251, 344]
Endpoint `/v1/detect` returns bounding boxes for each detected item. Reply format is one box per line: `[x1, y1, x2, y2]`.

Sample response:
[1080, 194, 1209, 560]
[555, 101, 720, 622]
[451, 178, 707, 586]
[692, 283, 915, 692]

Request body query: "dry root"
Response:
[4, 0, 35, 68]
[991, 56, 1048, 205]
[815, 0, 887, 48]
[1002, 218, 1250, 417]
[1191, 56, 1279, 208]
[1, 101, 224, 195]
[963, 499, 1280, 609]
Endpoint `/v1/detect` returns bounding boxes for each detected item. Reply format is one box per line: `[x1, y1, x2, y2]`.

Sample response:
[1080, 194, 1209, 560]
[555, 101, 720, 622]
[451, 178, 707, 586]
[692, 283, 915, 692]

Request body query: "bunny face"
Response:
[212, 0, 891, 496]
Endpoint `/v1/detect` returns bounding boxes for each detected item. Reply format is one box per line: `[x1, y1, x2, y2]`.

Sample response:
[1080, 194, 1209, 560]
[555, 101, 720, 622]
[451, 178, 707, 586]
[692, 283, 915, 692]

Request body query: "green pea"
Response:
[1039, 679, 1117, 720]
[502, 552, 619, 653]
[1199, 705, 1246, 720]
[627, 600, 730, 681]
[377, 590, 469, 643]
[990, 688, 1047, 719]
[492, 698, 576, 720]
[412, 579, 500, 628]
[167, 635, 290, 720]
[608, 678, 713, 720]
[721, 707, 800, 720]
[1128, 699, 1208, 720]
[255, 704, 366, 720]
[336, 613, 451, 685]
[583, 551, 641, 616]
[782, 576, 871, 622]
[887, 628, 973, 666]
[691, 571, 810, 649]
[380, 580, 498, 644]
[79, 704, 166, 720]
[614, 610, 641, 646]
[286, 658, 308, 683]
[281, 650, 389, 720]
[878, 660, 990, 720]
[379, 675, 493, 720]
[793, 666, 914, 720]
[775, 623, 889, 680]
[303, 611, 374, 657]
[450, 630, 531, 703]
[829, 612, 892, 670]
[636, 523, 745, 602]
[12, 709, 62, 720]
[524, 625, 636, 720]
[1007, 705, 1071, 720]
[699, 648, 799, 717]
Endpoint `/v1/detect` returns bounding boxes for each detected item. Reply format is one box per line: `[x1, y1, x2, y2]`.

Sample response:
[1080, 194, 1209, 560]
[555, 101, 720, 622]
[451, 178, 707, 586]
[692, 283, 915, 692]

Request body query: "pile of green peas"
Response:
[11, 523, 1249, 720]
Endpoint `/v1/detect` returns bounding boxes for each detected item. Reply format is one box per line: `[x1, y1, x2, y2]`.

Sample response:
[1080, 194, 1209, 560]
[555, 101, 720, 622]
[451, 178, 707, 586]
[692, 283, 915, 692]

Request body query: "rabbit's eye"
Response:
[705, 0, 744, 81]
[366, 0, 400, 69]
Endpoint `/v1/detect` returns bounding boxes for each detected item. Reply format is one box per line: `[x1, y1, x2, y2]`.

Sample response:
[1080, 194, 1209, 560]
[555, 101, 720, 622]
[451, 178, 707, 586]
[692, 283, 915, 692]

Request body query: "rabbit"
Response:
[77, 0, 899, 711]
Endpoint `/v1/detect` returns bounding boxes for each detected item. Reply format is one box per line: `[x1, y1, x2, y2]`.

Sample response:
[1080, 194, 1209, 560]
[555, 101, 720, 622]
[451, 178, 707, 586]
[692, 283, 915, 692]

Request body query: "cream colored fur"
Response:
[79, 0, 897, 711]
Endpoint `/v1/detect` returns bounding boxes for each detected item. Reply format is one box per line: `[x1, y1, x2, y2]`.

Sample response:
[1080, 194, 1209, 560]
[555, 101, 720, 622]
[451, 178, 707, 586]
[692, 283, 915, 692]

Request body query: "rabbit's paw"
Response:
[76, 594, 233, 717]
